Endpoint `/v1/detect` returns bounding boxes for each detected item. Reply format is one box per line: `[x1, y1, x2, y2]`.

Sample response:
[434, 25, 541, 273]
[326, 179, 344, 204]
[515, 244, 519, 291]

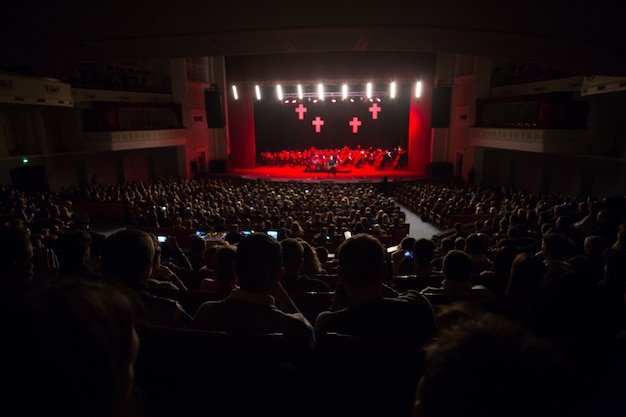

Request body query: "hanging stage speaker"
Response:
[204, 90, 225, 128]
[10, 165, 49, 193]
[431, 86, 452, 128]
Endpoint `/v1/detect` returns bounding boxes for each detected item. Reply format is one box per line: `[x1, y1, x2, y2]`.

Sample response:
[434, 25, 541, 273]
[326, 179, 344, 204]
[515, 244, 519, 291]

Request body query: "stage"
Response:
[228, 165, 425, 183]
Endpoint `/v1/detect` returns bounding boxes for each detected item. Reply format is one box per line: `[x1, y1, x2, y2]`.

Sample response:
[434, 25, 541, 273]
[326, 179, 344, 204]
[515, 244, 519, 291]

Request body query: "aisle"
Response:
[392, 199, 441, 240]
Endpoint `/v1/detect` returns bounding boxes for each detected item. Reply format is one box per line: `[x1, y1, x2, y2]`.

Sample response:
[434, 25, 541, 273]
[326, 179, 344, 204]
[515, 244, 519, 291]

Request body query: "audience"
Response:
[1, 176, 624, 417]
[55, 228, 101, 281]
[4, 279, 141, 417]
[414, 312, 583, 417]
[191, 233, 315, 353]
[101, 229, 192, 328]
[464, 232, 493, 276]
[412, 237, 439, 277]
[392, 236, 416, 275]
[316, 233, 437, 339]
[185, 234, 209, 271]
[146, 233, 188, 290]
[0, 225, 60, 299]
[280, 238, 332, 293]
[420, 250, 491, 300]
[198, 243, 239, 296]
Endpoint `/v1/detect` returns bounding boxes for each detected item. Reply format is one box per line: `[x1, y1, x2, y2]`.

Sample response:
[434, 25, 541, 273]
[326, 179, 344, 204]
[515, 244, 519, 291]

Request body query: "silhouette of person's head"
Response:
[235, 232, 283, 293]
[8, 279, 140, 417]
[442, 250, 472, 282]
[101, 229, 155, 288]
[338, 233, 385, 289]
[415, 313, 580, 417]
[280, 238, 304, 275]
[0, 226, 34, 293]
[541, 232, 574, 262]
[413, 238, 436, 267]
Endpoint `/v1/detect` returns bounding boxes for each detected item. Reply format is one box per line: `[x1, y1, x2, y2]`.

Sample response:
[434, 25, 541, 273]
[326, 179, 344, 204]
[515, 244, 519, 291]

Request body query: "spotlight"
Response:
[291, 99, 297, 104]
[276, 84, 283, 101]
[349, 98, 355, 103]
[232, 85, 239, 100]
[331, 98, 337, 103]
[312, 99, 318, 104]
[390, 81, 396, 99]
[415, 80, 422, 98]
[255, 85, 261, 100]
[284, 99, 289, 104]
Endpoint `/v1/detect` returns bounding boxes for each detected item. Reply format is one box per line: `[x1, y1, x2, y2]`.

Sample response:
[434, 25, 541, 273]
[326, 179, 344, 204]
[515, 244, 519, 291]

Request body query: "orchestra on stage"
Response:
[258, 145, 407, 171]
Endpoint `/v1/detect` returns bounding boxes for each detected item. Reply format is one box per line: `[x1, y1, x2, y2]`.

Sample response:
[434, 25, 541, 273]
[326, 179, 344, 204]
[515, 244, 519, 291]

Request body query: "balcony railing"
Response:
[82, 129, 186, 151]
[469, 127, 586, 154]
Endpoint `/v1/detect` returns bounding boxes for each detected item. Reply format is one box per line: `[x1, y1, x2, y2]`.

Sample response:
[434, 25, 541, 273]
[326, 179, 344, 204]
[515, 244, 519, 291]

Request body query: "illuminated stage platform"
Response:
[228, 165, 425, 183]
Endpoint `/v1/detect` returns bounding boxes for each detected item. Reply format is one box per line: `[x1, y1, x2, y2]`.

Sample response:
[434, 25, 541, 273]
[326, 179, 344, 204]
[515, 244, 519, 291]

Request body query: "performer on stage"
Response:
[327, 153, 338, 178]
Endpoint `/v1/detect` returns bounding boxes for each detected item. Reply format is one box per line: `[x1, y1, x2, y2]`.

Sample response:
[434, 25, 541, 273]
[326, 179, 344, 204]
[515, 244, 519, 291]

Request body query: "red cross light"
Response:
[369, 103, 382, 120]
[295, 104, 307, 120]
[349, 117, 362, 133]
[312, 116, 325, 133]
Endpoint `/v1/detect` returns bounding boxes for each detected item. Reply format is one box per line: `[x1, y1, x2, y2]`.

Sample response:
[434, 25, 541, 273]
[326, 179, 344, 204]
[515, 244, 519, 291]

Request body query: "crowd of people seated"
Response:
[62, 176, 408, 248]
[1, 176, 626, 417]
[258, 144, 407, 170]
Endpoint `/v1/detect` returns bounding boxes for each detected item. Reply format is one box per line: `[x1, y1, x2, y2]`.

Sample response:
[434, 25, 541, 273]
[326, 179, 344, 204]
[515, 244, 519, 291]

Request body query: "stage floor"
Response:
[229, 165, 424, 183]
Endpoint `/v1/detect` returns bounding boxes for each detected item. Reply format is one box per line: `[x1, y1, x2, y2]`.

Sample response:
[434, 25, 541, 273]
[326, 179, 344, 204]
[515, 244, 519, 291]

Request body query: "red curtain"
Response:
[227, 83, 257, 169]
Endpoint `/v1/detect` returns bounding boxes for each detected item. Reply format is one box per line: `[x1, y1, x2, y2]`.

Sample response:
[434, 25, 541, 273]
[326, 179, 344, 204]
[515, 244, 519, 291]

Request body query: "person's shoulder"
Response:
[268, 308, 314, 339]
[315, 308, 344, 330]
[383, 294, 433, 311]
[420, 286, 444, 294]
[194, 298, 227, 315]
[304, 276, 332, 291]
[398, 290, 431, 303]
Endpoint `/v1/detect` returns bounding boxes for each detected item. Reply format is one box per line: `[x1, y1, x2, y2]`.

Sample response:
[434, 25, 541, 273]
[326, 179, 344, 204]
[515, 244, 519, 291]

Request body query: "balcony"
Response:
[83, 129, 187, 151]
[0, 71, 73, 107]
[469, 128, 586, 154]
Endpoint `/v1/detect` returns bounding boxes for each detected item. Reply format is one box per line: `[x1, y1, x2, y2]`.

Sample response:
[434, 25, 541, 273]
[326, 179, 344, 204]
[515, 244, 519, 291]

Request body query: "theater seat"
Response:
[288, 291, 334, 324]
[313, 332, 427, 417]
[135, 325, 314, 417]
[146, 287, 225, 316]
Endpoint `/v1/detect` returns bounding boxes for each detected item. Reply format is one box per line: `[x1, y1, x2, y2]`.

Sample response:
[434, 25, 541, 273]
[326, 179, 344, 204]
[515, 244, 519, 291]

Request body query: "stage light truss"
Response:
[280, 90, 388, 100]
[230, 81, 422, 101]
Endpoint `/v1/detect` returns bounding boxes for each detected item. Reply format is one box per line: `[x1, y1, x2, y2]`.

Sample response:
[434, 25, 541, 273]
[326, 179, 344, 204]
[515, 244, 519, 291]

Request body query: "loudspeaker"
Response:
[209, 160, 227, 173]
[204, 90, 225, 128]
[10, 165, 49, 193]
[431, 86, 452, 128]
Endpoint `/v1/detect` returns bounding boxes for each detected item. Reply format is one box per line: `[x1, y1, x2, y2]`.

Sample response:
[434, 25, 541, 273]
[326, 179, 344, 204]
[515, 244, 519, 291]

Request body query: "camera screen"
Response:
[157, 235, 168, 243]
